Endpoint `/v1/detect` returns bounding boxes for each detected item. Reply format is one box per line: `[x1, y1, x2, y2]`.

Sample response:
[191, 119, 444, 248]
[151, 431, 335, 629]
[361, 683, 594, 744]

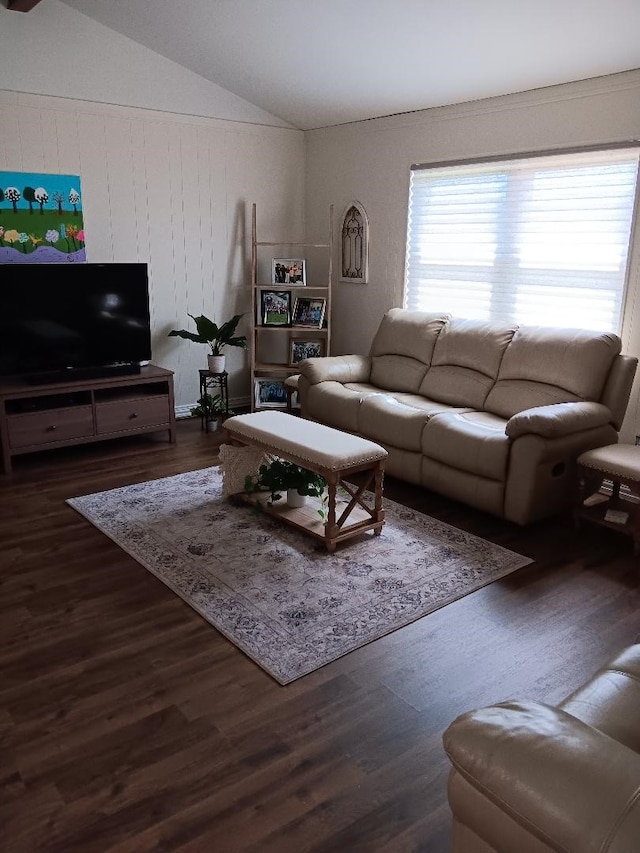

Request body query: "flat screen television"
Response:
[0, 262, 152, 383]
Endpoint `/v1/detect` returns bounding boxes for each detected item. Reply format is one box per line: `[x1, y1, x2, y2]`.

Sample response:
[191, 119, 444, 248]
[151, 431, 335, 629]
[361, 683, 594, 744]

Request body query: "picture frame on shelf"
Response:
[272, 258, 306, 286]
[254, 378, 288, 409]
[292, 296, 326, 329]
[289, 338, 325, 365]
[260, 290, 291, 326]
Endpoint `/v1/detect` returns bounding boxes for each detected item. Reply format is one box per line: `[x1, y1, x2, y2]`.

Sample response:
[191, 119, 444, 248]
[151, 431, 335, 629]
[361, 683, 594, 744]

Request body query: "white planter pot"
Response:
[286, 488, 306, 508]
[207, 354, 226, 373]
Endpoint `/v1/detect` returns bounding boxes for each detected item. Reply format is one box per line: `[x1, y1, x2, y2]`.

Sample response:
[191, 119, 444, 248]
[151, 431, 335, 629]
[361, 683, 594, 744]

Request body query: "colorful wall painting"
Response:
[0, 171, 85, 263]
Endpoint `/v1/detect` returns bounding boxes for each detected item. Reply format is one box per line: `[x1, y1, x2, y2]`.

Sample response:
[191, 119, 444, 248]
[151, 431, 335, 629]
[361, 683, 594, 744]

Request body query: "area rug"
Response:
[67, 467, 532, 684]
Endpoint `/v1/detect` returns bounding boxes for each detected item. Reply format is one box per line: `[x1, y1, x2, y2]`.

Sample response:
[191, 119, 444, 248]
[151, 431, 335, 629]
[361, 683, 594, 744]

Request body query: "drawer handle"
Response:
[46, 425, 57, 432]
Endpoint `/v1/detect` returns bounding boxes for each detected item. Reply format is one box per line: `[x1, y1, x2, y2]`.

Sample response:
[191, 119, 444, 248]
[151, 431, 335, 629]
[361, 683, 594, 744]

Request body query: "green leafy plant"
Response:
[168, 313, 247, 356]
[244, 458, 327, 517]
[189, 393, 234, 421]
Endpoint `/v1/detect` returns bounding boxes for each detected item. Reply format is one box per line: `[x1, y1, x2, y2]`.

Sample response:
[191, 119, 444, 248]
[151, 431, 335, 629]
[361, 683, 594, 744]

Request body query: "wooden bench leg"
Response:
[374, 464, 385, 534]
[324, 478, 339, 550]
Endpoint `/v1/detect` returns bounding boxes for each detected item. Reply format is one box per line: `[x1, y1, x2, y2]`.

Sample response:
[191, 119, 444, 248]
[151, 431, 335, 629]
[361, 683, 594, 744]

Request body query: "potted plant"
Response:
[168, 313, 247, 372]
[189, 393, 234, 430]
[244, 458, 327, 512]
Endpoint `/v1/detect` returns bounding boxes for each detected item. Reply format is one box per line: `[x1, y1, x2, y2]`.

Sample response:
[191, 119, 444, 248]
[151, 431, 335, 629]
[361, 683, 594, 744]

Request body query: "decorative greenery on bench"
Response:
[244, 458, 327, 519]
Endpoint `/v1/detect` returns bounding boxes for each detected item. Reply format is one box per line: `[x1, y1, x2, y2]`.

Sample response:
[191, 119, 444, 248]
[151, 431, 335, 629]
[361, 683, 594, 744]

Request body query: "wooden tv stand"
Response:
[0, 365, 176, 474]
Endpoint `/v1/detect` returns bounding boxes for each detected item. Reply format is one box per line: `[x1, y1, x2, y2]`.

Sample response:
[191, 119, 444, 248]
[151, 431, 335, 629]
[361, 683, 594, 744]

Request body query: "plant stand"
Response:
[198, 369, 229, 433]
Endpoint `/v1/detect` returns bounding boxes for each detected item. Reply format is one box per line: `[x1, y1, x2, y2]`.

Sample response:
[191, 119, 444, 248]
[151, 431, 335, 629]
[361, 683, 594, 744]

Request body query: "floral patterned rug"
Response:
[67, 466, 532, 684]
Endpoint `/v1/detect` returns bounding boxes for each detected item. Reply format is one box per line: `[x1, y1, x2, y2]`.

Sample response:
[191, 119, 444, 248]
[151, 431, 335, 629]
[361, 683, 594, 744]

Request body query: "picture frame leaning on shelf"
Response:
[254, 378, 288, 408]
[292, 297, 326, 329]
[289, 338, 325, 365]
[272, 258, 306, 285]
[260, 290, 291, 326]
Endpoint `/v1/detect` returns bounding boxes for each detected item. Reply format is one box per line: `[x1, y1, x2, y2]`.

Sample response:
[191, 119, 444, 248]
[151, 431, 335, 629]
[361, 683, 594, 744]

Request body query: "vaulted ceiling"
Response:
[57, 0, 640, 130]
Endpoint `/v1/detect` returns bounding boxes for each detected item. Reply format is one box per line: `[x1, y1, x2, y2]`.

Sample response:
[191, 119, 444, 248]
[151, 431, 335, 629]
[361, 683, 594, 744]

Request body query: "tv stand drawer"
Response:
[8, 406, 94, 449]
[95, 395, 171, 435]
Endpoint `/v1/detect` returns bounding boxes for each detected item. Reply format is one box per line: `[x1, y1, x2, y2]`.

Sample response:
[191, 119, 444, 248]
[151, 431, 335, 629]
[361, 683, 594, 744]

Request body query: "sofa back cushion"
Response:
[484, 325, 622, 419]
[419, 318, 517, 409]
[369, 308, 450, 392]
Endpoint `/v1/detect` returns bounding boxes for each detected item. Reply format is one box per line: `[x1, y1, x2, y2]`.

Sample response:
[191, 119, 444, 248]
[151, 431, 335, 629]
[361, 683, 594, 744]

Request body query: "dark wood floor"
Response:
[2, 419, 640, 852]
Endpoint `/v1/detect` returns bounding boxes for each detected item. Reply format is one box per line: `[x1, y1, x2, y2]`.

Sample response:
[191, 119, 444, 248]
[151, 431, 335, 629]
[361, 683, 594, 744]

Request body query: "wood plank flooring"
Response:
[2, 419, 640, 852]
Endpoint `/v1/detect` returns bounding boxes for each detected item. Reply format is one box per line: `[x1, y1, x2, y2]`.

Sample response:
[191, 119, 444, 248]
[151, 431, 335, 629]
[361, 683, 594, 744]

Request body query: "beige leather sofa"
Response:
[443, 643, 640, 852]
[297, 309, 637, 524]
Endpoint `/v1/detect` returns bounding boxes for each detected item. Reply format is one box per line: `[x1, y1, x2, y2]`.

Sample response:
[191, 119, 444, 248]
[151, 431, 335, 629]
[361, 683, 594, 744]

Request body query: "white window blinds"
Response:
[404, 147, 640, 333]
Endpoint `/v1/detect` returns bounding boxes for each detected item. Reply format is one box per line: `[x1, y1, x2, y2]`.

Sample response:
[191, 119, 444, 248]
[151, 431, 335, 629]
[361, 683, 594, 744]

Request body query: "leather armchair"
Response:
[443, 644, 640, 852]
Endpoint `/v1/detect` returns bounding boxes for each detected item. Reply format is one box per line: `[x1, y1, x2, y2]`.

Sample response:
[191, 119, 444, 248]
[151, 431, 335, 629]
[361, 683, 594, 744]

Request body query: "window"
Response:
[404, 147, 640, 332]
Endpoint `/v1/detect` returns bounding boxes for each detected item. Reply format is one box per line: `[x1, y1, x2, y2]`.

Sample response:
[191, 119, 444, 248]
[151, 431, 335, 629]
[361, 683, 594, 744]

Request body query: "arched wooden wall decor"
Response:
[340, 201, 369, 283]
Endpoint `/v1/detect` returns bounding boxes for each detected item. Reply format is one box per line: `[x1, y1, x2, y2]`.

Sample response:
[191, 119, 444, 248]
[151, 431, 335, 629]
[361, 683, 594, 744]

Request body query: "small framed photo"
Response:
[254, 378, 288, 409]
[260, 290, 291, 326]
[289, 338, 325, 365]
[272, 258, 306, 286]
[292, 296, 326, 329]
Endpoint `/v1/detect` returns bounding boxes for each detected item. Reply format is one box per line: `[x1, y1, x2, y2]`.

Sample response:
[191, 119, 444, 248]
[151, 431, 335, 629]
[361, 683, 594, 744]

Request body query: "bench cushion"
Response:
[224, 411, 387, 471]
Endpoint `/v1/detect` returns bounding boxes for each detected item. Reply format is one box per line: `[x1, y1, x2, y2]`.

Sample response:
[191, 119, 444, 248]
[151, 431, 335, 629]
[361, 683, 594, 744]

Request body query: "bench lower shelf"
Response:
[233, 489, 384, 552]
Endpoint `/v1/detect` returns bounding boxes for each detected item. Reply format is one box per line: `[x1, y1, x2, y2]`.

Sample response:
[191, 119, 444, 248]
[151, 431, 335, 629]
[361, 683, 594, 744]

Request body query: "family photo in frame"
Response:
[260, 290, 291, 326]
[289, 338, 325, 365]
[254, 378, 288, 408]
[272, 258, 306, 286]
[292, 296, 326, 328]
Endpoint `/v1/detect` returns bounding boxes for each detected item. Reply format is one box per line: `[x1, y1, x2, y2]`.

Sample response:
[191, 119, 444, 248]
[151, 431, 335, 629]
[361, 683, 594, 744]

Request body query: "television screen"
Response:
[0, 263, 152, 381]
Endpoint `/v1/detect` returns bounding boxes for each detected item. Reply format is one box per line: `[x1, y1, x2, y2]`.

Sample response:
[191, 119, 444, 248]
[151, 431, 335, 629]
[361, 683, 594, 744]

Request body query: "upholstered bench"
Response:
[223, 411, 388, 551]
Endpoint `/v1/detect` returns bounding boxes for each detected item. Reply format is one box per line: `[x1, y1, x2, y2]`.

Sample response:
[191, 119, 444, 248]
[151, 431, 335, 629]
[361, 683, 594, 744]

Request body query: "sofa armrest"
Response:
[298, 355, 372, 385]
[443, 700, 640, 853]
[505, 401, 612, 439]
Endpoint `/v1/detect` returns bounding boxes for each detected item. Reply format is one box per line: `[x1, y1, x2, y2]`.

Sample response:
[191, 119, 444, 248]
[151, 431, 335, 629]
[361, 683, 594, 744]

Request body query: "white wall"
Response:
[0, 1, 291, 128]
[305, 70, 640, 440]
[0, 3, 305, 411]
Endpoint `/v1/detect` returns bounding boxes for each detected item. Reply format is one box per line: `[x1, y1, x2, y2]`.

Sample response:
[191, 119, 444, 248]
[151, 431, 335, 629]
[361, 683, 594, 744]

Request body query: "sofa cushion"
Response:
[369, 308, 449, 393]
[419, 318, 517, 409]
[484, 325, 622, 419]
[358, 393, 469, 452]
[421, 411, 510, 481]
[392, 392, 474, 415]
[370, 355, 430, 393]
